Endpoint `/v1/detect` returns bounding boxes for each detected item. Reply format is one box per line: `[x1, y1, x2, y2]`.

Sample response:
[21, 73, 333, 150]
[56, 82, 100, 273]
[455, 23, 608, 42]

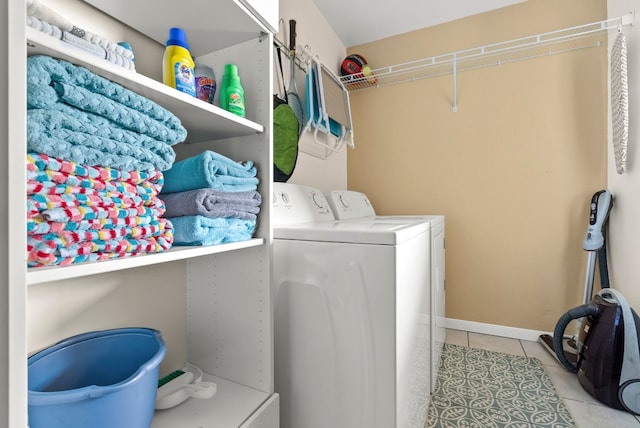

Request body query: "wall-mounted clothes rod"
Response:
[273, 36, 309, 72]
[340, 12, 635, 112]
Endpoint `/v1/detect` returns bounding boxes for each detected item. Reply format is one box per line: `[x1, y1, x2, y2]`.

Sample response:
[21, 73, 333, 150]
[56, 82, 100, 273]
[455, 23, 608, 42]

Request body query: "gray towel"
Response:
[162, 189, 261, 221]
[26, 0, 133, 59]
[27, 16, 135, 70]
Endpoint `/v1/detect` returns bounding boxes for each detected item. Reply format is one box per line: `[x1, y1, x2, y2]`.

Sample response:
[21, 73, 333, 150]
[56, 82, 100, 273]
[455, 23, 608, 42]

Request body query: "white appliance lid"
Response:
[274, 219, 430, 245]
[376, 215, 444, 225]
[326, 190, 444, 226]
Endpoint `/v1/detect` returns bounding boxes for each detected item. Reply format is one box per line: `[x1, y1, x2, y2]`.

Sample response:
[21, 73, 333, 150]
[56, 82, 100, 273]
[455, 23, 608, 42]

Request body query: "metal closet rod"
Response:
[273, 36, 309, 72]
[341, 11, 636, 108]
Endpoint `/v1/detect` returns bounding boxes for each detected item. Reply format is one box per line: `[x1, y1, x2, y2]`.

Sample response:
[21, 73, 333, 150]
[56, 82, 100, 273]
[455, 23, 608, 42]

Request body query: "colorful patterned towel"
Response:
[27, 215, 157, 235]
[28, 219, 173, 266]
[28, 250, 145, 268]
[28, 192, 146, 215]
[31, 202, 165, 223]
[28, 152, 163, 187]
[27, 153, 174, 267]
[27, 179, 157, 200]
[27, 152, 162, 197]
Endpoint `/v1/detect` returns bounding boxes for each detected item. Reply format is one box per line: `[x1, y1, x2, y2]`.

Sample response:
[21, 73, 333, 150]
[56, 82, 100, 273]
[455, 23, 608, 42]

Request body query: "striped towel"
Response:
[27, 152, 174, 267]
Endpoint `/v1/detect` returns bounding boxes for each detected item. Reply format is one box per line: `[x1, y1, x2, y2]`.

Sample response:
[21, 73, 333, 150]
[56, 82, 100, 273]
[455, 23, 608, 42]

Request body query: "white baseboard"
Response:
[445, 318, 550, 342]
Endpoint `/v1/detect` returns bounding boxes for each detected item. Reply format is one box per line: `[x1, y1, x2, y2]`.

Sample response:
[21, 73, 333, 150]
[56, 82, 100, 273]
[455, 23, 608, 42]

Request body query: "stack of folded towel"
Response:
[161, 150, 261, 246]
[26, 0, 135, 70]
[27, 55, 185, 171]
[26, 55, 186, 267]
[27, 153, 173, 267]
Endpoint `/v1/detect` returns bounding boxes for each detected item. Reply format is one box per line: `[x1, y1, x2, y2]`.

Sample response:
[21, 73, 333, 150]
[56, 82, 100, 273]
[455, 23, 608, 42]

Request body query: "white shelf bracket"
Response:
[452, 53, 458, 113]
[620, 10, 635, 27]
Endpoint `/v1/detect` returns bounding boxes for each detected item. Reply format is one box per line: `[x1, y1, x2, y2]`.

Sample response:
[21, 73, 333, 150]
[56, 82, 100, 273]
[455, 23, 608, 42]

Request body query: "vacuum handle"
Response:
[583, 189, 612, 251]
[553, 303, 600, 372]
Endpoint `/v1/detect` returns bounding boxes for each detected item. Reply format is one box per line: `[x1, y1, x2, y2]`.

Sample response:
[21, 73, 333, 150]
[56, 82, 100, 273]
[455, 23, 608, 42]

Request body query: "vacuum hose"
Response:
[553, 303, 600, 372]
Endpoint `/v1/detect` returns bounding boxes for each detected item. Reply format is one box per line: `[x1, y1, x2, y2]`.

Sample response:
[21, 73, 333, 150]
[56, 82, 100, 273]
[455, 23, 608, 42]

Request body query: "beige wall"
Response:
[347, 0, 608, 331]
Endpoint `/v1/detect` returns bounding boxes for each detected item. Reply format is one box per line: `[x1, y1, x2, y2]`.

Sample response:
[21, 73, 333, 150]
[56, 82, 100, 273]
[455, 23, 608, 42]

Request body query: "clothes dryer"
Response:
[273, 183, 431, 428]
[326, 190, 446, 392]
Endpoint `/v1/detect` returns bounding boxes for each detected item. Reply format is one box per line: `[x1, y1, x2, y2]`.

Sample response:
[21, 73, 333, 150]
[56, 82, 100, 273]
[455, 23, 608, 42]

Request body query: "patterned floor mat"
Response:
[425, 344, 576, 428]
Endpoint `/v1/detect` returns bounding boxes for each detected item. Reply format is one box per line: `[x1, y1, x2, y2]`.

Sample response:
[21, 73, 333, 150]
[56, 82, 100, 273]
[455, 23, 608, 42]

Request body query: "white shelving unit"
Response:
[3, 0, 279, 427]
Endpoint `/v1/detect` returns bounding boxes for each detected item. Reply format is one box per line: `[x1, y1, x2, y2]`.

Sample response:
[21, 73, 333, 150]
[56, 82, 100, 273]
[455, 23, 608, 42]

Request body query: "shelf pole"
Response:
[452, 53, 458, 112]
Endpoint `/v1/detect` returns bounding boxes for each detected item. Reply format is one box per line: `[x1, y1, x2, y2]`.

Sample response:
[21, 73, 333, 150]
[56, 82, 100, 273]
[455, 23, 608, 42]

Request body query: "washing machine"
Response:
[273, 183, 432, 428]
[326, 190, 446, 392]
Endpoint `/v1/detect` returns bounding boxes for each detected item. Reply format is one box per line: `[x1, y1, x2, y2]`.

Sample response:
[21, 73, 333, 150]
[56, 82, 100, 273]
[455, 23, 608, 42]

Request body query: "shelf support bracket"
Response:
[452, 53, 458, 112]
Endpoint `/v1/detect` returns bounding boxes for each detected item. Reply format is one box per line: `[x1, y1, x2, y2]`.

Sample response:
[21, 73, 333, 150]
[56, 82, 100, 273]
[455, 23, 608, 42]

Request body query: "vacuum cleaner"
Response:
[539, 189, 613, 364]
[553, 288, 640, 414]
[542, 189, 640, 413]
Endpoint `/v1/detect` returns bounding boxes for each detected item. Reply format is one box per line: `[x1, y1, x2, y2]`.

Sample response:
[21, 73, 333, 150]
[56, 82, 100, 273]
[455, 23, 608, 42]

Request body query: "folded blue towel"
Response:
[27, 107, 176, 171]
[162, 151, 259, 194]
[27, 55, 186, 144]
[51, 81, 183, 144]
[162, 189, 261, 220]
[169, 215, 256, 246]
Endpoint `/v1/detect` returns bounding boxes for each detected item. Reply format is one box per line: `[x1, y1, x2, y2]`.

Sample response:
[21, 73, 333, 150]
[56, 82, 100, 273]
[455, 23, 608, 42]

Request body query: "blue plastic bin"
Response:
[28, 327, 166, 428]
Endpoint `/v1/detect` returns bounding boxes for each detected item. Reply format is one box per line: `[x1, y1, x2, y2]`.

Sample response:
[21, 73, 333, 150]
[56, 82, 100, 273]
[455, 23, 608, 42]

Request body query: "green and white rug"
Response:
[425, 344, 576, 428]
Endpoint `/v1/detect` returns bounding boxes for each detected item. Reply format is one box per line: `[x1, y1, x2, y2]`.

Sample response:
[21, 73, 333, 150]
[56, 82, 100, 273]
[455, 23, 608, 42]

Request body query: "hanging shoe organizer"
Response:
[340, 13, 635, 112]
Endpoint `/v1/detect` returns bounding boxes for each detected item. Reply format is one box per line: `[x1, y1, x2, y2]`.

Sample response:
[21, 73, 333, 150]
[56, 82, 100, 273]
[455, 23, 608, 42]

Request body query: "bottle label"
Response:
[174, 62, 196, 97]
[227, 92, 245, 117]
[195, 77, 217, 103]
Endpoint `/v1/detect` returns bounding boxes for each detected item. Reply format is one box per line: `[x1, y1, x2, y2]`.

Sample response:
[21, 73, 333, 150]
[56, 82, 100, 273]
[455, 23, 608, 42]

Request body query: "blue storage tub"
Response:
[28, 327, 166, 428]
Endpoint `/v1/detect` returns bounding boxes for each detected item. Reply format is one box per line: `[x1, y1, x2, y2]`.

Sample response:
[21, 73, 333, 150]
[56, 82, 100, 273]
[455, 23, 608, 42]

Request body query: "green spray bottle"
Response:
[221, 64, 245, 118]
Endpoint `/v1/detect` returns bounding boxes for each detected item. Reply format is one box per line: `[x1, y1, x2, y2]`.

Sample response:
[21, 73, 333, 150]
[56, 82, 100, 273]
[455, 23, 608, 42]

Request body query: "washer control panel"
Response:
[325, 190, 376, 220]
[273, 183, 335, 225]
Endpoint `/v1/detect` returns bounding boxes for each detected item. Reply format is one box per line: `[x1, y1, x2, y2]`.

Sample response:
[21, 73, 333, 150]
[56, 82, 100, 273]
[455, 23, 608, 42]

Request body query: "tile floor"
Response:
[444, 329, 640, 428]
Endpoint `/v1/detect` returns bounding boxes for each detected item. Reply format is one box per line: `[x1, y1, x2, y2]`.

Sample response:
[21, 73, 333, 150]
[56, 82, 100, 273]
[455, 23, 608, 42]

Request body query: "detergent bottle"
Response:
[221, 63, 245, 117]
[163, 27, 196, 97]
[194, 60, 216, 104]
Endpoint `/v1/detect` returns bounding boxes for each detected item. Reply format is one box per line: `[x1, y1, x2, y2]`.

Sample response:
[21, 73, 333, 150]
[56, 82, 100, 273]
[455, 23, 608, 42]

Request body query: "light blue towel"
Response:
[162, 151, 259, 194]
[169, 215, 256, 246]
[27, 107, 176, 171]
[27, 55, 186, 144]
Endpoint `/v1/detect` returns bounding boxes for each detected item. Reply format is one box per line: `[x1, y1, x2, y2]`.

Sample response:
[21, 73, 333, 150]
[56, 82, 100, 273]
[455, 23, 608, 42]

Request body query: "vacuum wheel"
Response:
[620, 380, 640, 415]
